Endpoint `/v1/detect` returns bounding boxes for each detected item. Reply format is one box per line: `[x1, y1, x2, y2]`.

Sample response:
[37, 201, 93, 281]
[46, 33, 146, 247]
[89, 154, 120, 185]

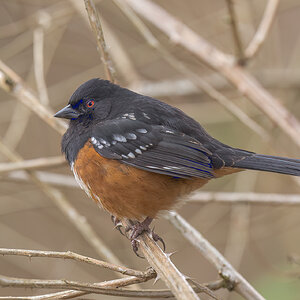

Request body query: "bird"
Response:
[54, 78, 300, 254]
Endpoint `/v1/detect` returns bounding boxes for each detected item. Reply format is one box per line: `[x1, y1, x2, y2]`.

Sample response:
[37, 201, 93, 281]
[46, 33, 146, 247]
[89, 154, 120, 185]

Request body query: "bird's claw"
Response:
[126, 219, 165, 257]
[111, 215, 125, 236]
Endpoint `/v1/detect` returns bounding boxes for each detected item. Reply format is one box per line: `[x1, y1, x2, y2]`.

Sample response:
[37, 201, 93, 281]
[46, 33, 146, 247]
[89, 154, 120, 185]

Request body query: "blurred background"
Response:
[0, 0, 300, 299]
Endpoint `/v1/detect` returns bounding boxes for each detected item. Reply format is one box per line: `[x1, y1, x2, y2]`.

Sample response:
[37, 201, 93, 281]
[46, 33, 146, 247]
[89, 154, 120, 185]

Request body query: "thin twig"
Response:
[166, 212, 265, 300]
[0, 248, 146, 278]
[225, 0, 245, 64]
[84, 0, 116, 83]
[0, 278, 224, 299]
[0, 156, 66, 173]
[0, 60, 67, 135]
[132, 70, 300, 98]
[245, 0, 279, 60]
[0, 140, 123, 267]
[0, 270, 156, 295]
[114, 0, 269, 140]
[33, 12, 51, 106]
[125, 0, 300, 149]
[188, 191, 300, 205]
[69, 0, 141, 83]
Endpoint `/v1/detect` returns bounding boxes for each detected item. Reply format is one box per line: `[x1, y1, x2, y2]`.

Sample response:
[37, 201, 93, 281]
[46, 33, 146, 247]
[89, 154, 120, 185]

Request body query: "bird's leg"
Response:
[126, 217, 165, 256]
[111, 215, 124, 235]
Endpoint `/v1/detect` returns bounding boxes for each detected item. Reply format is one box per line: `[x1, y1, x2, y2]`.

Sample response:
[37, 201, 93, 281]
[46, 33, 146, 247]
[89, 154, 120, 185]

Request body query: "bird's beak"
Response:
[54, 104, 81, 119]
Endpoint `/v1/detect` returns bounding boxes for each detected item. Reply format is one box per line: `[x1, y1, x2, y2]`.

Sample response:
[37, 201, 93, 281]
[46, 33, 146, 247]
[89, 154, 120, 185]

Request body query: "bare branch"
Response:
[0, 139, 123, 267]
[0, 270, 156, 295]
[0, 277, 224, 299]
[0, 248, 146, 278]
[123, 220, 201, 300]
[188, 191, 300, 206]
[0, 156, 66, 174]
[69, 0, 141, 83]
[166, 212, 265, 300]
[33, 12, 51, 106]
[83, 0, 116, 83]
[114, 0, 269, 140]
[225, 0, 245, 63]
[0, 60, 67, 135]
[124, 0, 300, 149]
[245, 0, 279, 60]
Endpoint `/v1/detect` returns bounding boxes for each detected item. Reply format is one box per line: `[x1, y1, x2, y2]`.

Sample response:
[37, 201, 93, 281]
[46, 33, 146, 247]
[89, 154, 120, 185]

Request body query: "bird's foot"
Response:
[126, 217, 165, 257]
[111, 215, 124, 235]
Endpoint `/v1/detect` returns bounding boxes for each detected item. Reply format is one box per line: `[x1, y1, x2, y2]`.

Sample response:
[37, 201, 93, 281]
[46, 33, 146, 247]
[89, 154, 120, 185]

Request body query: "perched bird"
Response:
[55, 78, 300, 253]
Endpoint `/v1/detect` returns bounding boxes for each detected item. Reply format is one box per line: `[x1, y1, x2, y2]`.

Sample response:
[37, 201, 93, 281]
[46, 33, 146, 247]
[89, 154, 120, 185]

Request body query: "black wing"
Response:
[91, 119, 214, 179]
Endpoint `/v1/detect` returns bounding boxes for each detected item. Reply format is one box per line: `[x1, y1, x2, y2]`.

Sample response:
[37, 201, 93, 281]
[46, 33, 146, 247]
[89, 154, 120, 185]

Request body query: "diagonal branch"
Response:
[166, 212, 265, 300]
[124, 0, 300, 149]
[225, 0, 245, 63]
[122, 219, 202, 300]
[245, 0, 279, 60]
[0, 140, 123, 267]
[114, 0, 269, 140]
[0, 60, 67, 135]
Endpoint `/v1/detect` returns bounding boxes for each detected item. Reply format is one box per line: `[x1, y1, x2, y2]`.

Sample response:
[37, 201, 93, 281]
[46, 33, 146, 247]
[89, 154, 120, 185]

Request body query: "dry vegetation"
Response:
[0, 0, 300, 299]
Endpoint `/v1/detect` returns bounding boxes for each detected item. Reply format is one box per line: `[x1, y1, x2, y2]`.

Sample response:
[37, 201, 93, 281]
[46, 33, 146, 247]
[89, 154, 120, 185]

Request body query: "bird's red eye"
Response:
[86, 100, 95, 108]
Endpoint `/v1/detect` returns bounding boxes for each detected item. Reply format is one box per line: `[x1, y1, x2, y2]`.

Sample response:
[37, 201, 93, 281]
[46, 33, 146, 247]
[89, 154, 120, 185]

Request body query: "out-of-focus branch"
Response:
[33, 12, 51, 106]
[131, 70, 300, 98]
[166, 212, 265, 300]
[69, 0, 141, 84]
[114, 0, 269, 140]
[0, 60, 67, 135]
[0, 140, 123, 267]
[125, 0, 300, 149]
[0, 156, 66, 173]
[245, 0, 279, 60]
[0, 248, 146, 278]
[84, 0, 116, 83]
[188, 191, 300, 205]
[5, 169, 300, 206]
[225, 0, 245, 63]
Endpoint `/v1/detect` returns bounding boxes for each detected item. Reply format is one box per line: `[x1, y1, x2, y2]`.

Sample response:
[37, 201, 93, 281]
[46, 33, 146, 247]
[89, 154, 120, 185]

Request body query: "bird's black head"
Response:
[54, 78, 119, 125]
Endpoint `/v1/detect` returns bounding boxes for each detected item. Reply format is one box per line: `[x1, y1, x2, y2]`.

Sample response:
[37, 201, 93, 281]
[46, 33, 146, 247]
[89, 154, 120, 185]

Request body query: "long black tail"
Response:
[232, 153, 300, 176]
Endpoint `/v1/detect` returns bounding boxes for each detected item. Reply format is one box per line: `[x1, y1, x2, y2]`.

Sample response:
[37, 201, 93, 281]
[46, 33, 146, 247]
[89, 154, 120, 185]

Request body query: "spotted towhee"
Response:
[55, 78, 300, 252]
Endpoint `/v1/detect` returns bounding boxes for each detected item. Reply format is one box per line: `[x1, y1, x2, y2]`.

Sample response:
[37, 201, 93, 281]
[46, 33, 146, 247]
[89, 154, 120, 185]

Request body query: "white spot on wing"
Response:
[128, 113, 136, 120]
[136, 128, 147, 134]
[143, 112, 151, 119]
[128, 152, 135, 158]
[165, 130, 174, 134]
[135, 149, 142, 154]
[140, 146, 147, 150]
[91, 136, 104, 149]
[113, 134, 127, 142]
[125, 133, 137, 140]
